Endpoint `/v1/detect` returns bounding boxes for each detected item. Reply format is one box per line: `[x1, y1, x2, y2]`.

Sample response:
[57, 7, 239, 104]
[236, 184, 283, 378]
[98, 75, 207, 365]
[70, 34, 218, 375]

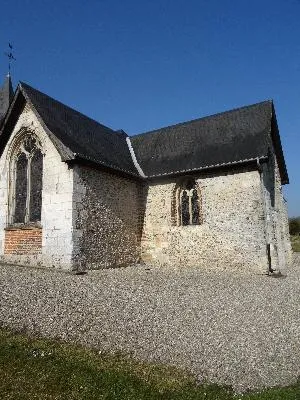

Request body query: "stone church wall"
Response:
[141, 168, 269, 273]
[261, 146, 292, 274]
[71, 165, 144, 270]
[0, 103, 290, 274]
[0, 104, 74, 269]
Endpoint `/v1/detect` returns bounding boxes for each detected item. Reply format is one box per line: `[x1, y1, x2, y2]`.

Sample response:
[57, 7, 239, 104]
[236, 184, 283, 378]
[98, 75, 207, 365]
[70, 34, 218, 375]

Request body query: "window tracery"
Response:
[171, 178, 201, 226]
[10, 134, 43, 225]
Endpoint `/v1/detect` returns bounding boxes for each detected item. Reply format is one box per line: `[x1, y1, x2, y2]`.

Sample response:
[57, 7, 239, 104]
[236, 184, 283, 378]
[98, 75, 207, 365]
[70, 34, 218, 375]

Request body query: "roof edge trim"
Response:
[125, 137, 147, 178]
[69, 152, 142, 179]
[270, 103, 289, 185]
[147, 156, 269, 178]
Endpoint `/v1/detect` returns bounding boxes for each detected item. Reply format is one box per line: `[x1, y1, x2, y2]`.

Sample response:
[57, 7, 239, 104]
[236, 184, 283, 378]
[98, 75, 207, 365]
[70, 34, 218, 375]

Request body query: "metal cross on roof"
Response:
[4, 43, 16, 75]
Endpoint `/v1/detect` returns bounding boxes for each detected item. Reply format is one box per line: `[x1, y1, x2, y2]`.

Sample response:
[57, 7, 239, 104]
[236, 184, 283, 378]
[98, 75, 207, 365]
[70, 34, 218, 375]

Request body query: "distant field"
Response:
[291, 235, 300, 252]
[0, 328, 300, 399]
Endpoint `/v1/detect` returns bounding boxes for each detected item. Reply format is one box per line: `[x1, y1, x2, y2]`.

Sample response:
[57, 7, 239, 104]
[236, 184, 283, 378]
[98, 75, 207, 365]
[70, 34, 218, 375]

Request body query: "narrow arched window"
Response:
[30, 149, 43, 222]
[14, 153, 28, 223]
[11, 135, 43, 224]
[171, 178, 201, 226]
[181, 190, 190, 225]
[191, 189, 200, 225]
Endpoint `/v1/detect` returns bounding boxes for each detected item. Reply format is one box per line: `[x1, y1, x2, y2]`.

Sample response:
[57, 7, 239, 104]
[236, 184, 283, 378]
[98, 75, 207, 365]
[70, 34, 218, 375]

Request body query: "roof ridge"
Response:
[132, 100, 273, 138]
[19, 81, 118, 135]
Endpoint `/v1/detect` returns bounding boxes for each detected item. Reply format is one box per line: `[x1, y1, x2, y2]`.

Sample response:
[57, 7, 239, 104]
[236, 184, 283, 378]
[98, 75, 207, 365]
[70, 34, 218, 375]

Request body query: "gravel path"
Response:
[1, 256, 300, 392]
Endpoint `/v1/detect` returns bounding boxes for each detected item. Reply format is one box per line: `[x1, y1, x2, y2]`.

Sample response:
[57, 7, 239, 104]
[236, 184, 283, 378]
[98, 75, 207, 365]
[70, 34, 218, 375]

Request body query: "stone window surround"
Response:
[7, 129, 44, 228]
[178, 187, 199, 225]
[171, 177, 202, 227]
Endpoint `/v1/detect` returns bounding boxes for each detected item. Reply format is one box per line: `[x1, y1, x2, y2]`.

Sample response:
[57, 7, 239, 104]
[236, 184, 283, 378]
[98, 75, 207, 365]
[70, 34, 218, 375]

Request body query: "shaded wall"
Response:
[262, 149, 292, 273]
[72, 165, 144, 270]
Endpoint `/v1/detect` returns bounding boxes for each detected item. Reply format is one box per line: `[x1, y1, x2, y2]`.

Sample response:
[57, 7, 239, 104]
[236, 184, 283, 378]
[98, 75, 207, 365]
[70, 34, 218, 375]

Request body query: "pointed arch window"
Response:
[171, 178, 202, 226]
[11, 134, 43, 224]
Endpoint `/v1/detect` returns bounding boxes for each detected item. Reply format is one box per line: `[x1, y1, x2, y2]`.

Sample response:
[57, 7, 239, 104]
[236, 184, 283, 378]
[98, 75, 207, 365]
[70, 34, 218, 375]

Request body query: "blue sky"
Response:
[0, 0, 299, 215]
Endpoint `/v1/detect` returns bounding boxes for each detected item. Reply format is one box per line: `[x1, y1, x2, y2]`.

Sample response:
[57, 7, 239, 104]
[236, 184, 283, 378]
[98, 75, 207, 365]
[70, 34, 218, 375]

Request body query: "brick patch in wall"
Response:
[4, 228, 42, 255]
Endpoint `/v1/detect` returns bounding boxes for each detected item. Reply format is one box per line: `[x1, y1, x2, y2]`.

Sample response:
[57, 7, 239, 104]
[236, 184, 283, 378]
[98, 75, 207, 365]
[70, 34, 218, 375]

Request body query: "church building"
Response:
[0, 74, 291, 274]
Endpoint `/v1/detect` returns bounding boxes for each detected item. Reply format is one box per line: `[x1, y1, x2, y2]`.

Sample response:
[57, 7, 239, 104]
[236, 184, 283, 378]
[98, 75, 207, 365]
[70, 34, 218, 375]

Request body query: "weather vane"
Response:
[4, 43, 16, 75]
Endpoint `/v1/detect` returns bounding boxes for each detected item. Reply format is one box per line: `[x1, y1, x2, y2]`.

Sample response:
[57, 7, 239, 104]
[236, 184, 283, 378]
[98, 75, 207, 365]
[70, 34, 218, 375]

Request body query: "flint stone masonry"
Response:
[0, 104, 74, 269]
[141, 168, 269, 273]
[262, 146, 292, 274]
[72, 165, 143, 270]
[0, 101, 145, 271]
[0, 92, 291, 273]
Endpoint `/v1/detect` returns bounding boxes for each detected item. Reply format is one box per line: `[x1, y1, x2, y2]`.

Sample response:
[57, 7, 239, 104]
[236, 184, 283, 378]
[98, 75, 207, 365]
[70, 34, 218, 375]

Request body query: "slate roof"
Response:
[131, 101, 289, 183]
[20, 83, 139, 176]
[0, 82, 138, 176]
[0, 81, 289, 183]
[0, 74, 14, 124]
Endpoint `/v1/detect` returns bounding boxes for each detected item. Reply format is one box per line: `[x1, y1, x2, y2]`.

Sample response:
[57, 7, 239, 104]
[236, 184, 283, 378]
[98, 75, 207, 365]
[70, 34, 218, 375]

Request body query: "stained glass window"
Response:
[23, 136, 37, 153]
[14, 153, 28, 223]
[12, 135, 43, 224]
[30, 149, 43, 222]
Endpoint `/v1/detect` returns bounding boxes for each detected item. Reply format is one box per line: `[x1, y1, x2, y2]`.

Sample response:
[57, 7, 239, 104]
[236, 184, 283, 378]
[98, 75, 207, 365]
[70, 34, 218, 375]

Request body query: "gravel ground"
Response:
[1, 255, 300, 392]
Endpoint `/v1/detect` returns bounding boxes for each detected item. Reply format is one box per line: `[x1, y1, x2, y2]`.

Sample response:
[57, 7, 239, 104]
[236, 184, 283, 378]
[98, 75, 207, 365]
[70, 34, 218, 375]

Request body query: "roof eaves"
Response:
[146, 155, 269, 179]
[68, 152, 142, 179]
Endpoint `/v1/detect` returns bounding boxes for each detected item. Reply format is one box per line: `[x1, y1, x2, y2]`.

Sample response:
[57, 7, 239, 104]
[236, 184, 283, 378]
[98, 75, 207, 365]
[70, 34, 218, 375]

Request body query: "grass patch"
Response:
[0, 328, 299, 399]
[291, 235, 300, 252]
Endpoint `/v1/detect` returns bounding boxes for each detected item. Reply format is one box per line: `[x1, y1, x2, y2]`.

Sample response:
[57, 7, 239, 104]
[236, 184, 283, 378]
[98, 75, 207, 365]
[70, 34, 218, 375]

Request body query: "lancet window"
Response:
[10, 134, 43, 224]
[172, 178, 201, 226]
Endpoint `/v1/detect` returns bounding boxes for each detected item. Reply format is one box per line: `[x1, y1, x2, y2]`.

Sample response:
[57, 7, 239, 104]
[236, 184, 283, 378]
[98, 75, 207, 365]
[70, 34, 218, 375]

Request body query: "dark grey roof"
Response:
[131, 101, 289, 183]
[0, 82, 289, 183]
[0, 74, 14, 124]
[18, 82, 138, 176]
